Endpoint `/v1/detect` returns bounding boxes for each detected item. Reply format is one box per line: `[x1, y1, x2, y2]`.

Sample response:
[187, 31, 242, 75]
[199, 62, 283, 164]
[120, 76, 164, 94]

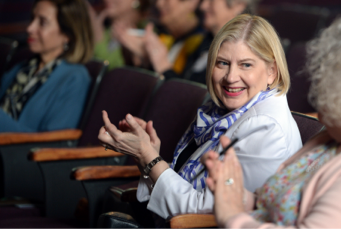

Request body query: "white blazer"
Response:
[137, 94, 302, 219]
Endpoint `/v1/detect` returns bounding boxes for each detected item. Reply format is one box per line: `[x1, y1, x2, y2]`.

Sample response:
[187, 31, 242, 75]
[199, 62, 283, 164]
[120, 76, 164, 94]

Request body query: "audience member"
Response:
[0, 0, 93, 132]
[98, 14, 301, 221]
[88, 0, 150, 70]
[115, 0, 205, 82]
[204, 17, 341, 228]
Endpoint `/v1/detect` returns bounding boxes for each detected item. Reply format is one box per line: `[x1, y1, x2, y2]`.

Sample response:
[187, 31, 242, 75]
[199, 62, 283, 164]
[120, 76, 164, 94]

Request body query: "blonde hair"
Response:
[206, 14, 290, 107]
[34, 0, 94, 64]
[307, 17, 341, 126]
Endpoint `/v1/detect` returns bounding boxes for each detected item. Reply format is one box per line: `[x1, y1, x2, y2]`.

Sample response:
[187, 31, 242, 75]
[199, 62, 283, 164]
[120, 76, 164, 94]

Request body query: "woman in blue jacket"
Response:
[0, 0, 93, 132]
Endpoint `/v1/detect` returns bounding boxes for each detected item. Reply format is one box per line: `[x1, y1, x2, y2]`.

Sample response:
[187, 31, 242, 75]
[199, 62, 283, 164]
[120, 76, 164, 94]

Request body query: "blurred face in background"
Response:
[27, 1, 68, 57]
[156, 0, 199, 28]
[103, 0, 138, 19]
[200, 0, 246, 35]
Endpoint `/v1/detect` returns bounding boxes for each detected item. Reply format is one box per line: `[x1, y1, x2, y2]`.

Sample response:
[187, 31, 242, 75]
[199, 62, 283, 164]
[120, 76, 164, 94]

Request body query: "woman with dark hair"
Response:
[0, 0, 93, 132]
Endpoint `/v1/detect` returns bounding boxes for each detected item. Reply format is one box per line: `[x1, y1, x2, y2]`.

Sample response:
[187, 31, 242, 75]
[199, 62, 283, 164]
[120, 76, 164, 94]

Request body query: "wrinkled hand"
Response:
[144, 23, 172, 73]
[113, 22, 145, 58]
[202, 136, 245, 227]
[118, 117, 161, 153]
[98, 111, 159, 167]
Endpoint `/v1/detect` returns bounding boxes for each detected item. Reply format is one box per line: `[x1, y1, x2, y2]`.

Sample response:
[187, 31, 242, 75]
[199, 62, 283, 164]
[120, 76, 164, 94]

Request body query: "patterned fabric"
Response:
[170, 89, 278, 190]
[251, 141, 338, 225]
[0, 58, 61, 120]
[159, 33, 204, 74]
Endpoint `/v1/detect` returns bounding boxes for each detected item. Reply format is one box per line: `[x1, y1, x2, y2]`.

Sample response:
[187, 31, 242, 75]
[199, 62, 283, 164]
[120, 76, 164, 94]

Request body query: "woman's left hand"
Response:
[98, 111, 159, 168]
[144, 23, 172, 74]
[203, 136, 245, 227]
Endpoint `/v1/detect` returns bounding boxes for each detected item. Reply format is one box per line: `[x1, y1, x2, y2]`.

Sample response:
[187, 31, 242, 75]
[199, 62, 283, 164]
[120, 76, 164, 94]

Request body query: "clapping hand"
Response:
[98, 111, 160, 168]
[202, 136, 245, 227]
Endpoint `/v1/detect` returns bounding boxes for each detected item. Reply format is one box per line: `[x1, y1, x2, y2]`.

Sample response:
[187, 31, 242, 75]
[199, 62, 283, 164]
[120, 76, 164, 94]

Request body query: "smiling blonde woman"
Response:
[98, 14, 301, 223]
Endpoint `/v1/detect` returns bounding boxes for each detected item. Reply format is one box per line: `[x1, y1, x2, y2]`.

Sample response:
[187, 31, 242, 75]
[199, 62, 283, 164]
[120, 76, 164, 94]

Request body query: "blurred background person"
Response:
[88, 0, 151, 70]
[204, 17, 341, 228]
[0, 0, 93, 132]
[116, 0, 259, 84]
[115, 0, 206, 81]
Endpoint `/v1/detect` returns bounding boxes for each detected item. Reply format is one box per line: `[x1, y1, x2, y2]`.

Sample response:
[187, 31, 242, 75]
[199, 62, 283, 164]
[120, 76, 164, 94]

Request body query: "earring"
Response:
[266, 84, 271, 91]
[63, 43, 69, 51]
[131, 0, 140, 9]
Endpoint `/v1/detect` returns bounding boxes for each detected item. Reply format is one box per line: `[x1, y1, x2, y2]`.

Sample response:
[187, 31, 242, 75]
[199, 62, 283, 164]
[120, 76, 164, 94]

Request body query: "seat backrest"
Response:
[0, 37, 18, 76]
[286, 42, 316, 113]
[142, 79, 209, 163]
[6, 46, 35, 71]
[77, 67, 162, 147]
[267, 6, 328, 43]
[291, 111, 324, 144]
[78, 60, 109, 130]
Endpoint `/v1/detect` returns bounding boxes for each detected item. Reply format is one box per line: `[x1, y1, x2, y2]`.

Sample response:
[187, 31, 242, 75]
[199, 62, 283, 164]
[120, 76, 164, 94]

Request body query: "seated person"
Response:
[0, 0, 93, 132]
[204, 17, 341, 228]
[98, 14, 302, 221]
[87, 0, 151, 70]
[114, 0, 206, 83]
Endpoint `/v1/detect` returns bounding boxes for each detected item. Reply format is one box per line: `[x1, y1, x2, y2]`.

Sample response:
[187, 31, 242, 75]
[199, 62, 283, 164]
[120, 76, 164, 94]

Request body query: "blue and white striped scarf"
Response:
[170, 89, 278, 191]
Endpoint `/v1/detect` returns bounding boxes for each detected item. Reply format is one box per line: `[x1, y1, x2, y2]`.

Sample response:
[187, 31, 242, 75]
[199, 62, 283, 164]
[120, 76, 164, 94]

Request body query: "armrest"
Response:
[0, 129, 82, 145]
[71, 165, 141, 181]
[305, 112, 318, 119]
[29, 146, 124, 162]
[110, 186, 138, 202]
[169, 214, 217, 228]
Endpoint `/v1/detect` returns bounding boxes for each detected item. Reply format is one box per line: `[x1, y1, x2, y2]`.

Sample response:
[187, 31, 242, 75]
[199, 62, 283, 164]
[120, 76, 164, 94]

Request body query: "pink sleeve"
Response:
[226, 176, 341, 228]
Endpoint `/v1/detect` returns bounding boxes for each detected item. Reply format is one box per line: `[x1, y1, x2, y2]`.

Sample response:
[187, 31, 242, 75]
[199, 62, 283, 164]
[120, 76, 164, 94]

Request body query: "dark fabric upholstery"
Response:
[291, 112, 324, 144]
[78, 68, 160, 146]
[0, 206, 85, 228]
[266, 6, 327, 43]
[286, 42, 316, 113]
[144, 79, 208, 163]
[0, 38, 16, 76]
[97, 212, 141, 228]
[6, 47, 35, 71]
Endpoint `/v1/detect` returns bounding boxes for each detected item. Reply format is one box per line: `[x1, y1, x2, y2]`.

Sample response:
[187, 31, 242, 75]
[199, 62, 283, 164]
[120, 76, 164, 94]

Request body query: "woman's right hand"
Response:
[86, 2, 108, 42]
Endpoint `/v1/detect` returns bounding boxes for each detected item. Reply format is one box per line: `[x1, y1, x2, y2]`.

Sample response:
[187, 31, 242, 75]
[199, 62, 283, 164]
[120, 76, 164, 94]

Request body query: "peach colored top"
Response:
[228, 130, 341, 228]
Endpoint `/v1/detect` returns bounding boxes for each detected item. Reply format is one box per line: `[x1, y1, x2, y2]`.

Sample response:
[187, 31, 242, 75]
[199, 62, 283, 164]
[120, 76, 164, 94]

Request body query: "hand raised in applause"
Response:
[202, 136, 245, 227]
[144, 23, 172, 73]
[98, 111, 160, 168]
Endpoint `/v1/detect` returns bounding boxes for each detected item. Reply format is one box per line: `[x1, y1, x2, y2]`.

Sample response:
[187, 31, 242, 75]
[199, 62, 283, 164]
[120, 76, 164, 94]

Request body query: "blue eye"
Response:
[243, 63, 251, 68]
[218, 61, 229, 66]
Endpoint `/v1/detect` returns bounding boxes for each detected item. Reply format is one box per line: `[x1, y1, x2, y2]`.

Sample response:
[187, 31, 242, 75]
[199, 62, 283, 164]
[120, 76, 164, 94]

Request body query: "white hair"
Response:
[307, 17, 341, 126]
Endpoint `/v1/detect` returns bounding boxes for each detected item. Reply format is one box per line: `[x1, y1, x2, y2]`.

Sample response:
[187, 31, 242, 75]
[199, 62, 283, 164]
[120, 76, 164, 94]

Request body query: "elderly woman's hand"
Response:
[118, 117, 161, 153]
[203, 136, 245, 227]
[144, 23, 172, 74]
[98, 111, 159, 168]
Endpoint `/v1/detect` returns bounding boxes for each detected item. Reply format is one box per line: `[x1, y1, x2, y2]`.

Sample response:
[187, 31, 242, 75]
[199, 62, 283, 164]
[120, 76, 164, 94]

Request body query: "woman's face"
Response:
[212, 41, 277, 111]
[156, 0, 198, 27]
[103, 0, 137, 18]
[27, 1, 68, 57]
[200, 0, 246, 35]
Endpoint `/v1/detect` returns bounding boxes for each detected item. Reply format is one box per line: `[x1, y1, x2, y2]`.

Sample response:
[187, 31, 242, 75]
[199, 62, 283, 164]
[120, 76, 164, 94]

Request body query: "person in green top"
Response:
[87, 0, 150, 70]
